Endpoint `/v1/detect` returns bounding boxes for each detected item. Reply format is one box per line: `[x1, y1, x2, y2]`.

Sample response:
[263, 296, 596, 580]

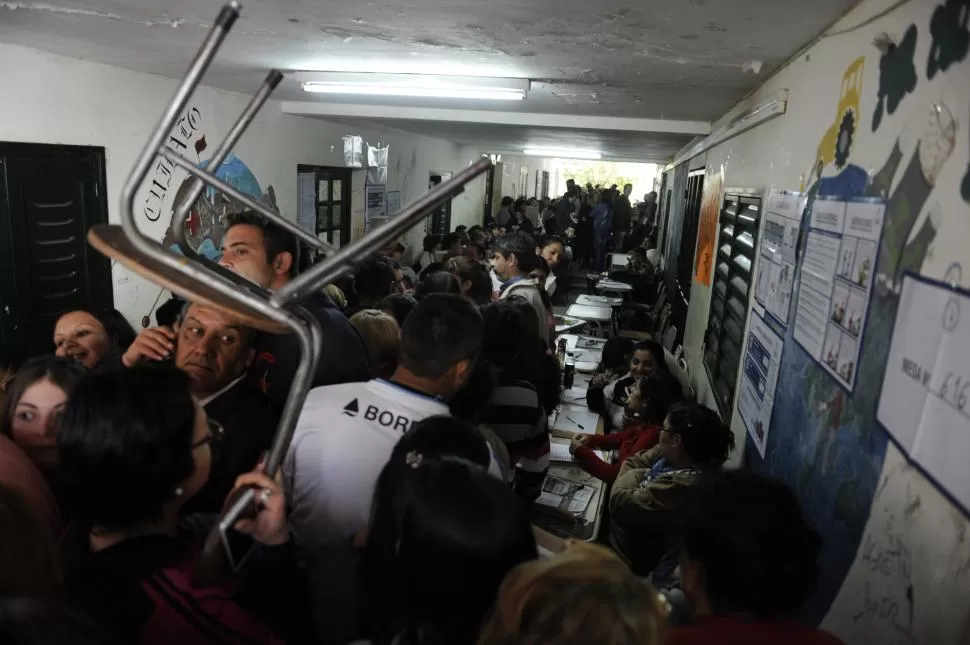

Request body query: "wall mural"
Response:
[811, 57, 866, 189]
[747, 0, 969, 627]
[872, 26, 919, 132]
[140, 105, 276, 261]
[160, 153, 277, 260]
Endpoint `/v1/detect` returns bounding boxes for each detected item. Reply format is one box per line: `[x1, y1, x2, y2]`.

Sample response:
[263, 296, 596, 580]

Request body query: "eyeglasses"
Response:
[192, 418, 224, 449]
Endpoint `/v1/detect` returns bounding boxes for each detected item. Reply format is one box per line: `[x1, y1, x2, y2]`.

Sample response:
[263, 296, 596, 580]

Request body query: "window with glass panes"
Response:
[704, 191, 762, 416]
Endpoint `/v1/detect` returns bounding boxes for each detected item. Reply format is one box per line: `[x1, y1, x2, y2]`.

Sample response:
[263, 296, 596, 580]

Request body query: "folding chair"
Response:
[85, 1, 493, 581]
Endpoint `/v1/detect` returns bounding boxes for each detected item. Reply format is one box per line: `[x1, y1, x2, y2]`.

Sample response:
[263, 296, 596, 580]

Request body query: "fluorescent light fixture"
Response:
[295, 72, 530, 101]
[523, 147, 603, 160]
[667, 90, 788, 168]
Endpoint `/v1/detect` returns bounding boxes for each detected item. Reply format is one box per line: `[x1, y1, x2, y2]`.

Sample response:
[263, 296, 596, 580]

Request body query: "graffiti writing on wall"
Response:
[140, 106, 276, 260]
[143, 106, 205, 222]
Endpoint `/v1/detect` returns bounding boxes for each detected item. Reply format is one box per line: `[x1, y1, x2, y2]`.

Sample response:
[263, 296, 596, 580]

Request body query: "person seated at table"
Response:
[609, 402, 734, 575]
[570, 372, 682, 484]
[585, 337, 634, 416]
[667, 471, 843, 645]
[588, 339, 669, 431]
[478, 300, 552, 502]
[477, 542, 668, 645]
[350, 310, 401, 380]
[122, 302, 277, 514]
[52, 308, 136, 370]
[58, 366, 308, 645]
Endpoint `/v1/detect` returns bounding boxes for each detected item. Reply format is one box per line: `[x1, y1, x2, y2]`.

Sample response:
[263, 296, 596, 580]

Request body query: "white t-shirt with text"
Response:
[284, 379, 450, 554]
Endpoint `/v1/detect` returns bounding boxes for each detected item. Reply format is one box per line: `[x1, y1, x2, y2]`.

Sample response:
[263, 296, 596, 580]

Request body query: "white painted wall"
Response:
[666, 0, 970, 640]
[0, 42, 479, 327]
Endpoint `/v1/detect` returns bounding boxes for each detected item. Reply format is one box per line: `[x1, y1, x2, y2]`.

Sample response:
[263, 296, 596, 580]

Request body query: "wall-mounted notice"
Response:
[738, 310, 784, 457]
[792, 197, 885, 391]
[364, 184, 386, 232]
[754, 189, 806, 327]
[877, 273, 970, 515]
[386, 190, 401, 215]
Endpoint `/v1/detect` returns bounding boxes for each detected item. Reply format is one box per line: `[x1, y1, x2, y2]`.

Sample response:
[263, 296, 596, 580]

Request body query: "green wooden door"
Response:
[0, 143, 111, 360]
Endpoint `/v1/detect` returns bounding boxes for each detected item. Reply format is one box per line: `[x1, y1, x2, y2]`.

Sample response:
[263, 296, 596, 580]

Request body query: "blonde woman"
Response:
[349, 310, 401, 380]
[478, 541, 668, 645]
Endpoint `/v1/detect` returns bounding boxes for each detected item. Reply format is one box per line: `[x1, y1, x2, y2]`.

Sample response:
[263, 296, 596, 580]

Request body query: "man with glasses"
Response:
[123, 301, 277, 514]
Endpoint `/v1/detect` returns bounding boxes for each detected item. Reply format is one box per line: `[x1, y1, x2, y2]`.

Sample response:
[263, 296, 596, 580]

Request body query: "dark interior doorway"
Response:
[0, 142, 112, 360]
[298, 165, 352, 247]
[428, 172, 453, 236]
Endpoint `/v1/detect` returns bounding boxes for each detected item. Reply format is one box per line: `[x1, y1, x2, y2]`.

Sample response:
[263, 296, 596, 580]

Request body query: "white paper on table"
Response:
[549, 441, 609, 464]
[738, 310, 784, 457]
[877, 274, 970, 514]
[792, 196, 885, 392]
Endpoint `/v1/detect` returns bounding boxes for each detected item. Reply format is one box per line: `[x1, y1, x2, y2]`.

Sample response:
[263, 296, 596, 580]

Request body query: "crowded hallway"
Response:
[1, 204, 842, 645]
[2, 0, 970, 642]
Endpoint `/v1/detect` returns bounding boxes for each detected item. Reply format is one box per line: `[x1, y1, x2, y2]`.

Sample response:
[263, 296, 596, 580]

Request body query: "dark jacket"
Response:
[613, 195, 633, 233]
[251, 291, 371, 415]
[609, 446, 707, 575]
[181, 380, 278, 516]
[592, 202, 613, 231]
[61, 524, 308, 645]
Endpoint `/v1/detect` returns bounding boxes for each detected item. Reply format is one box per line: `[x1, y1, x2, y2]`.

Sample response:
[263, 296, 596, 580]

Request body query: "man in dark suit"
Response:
[123, 301, 277, 514]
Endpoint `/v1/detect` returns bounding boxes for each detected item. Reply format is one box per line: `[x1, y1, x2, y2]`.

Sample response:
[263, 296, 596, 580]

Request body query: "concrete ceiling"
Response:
[0, 0, 860, 159]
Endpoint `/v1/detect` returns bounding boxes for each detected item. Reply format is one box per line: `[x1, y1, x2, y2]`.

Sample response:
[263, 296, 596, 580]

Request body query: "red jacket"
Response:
[572, 422, 660, 483]
[667, 616, 844, 645]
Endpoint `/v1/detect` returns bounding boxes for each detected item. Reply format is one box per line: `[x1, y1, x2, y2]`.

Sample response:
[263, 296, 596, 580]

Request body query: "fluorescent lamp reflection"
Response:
[523, 147, 603, 160]
[302, 83, 525, 100]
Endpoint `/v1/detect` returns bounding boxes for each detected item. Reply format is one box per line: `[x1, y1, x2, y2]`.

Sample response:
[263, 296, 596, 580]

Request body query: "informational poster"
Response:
[693, 170, 723, 286]
[792, 196, 885, 391]
[738, 310, 784, 457]
[386, 190, 401, 215]
[364, 184, 386, 232]
[877, 274, 970, 515]
[754, 189, 806, 327]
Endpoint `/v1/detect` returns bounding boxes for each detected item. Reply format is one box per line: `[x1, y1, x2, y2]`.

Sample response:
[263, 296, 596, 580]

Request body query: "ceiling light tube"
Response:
[295, 72, 530, 101]
[523, 147, 603, 160]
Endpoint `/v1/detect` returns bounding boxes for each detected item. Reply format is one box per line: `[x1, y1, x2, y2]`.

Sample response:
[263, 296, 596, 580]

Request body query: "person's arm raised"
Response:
[121, 326, 176, 367]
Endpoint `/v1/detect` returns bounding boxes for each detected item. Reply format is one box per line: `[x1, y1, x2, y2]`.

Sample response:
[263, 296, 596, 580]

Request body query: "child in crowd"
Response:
[570, 371, 682, 483]
[667, 471, 844, 645]
[477, 542, 668, 645]
[535, 235, 566, 297]
[609, 402, 734, 575]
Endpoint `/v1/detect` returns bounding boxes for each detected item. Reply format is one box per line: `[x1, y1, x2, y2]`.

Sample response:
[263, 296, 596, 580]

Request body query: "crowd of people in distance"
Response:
[0, 180, 842, 645]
